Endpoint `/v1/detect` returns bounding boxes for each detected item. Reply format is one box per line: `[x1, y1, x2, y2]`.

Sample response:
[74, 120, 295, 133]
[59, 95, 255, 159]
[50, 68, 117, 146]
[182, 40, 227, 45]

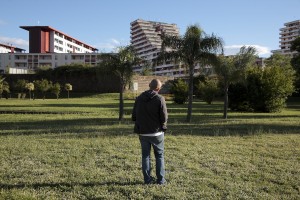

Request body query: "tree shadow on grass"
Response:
[0, 180, 144, 190]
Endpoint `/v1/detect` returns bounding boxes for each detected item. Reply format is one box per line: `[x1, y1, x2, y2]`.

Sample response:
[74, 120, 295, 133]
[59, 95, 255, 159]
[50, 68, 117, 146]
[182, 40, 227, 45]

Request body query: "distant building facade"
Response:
[0, 53, 100, 74]
[272, 20, 300, 56]
[0, 26, 100, 74]
[130, 19, 215, 77]
[20, 26, 98, 53]
[0, 43, 25, 53]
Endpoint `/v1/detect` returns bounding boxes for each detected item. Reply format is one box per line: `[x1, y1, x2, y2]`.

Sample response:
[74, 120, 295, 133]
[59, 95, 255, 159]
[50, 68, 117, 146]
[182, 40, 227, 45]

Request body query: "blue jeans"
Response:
[139, 134, 166, 184]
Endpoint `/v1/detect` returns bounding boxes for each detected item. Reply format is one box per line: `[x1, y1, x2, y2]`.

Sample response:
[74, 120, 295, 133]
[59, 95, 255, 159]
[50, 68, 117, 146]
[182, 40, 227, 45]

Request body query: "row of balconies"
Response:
[280, 29, 300, 35]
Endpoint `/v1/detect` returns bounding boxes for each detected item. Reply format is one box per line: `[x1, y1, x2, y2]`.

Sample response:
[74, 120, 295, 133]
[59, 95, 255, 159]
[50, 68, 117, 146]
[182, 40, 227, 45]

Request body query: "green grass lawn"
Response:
[0, 95, 299, 199]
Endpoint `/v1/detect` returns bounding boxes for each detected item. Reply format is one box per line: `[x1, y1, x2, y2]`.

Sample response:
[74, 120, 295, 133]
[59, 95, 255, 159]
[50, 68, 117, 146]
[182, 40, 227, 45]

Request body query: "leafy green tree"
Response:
[25, 82, 34, 100]
[246, 65, 295, 112]
[35, 65, 53, 79]
[265, 53, 291, 68]
[13, 79, 28, 99]
[196, 78, 219, 104]
[64, 83, 72, 99]
[290, 37, 300, 53]
[214, 46, 257, 119]
[98, 45, 141, 121]
[290, 37, 300, 94]
[34, 79, 51, 100]
[0, 76, 10, 99]
[160, 24, 223, 122]
[170, 79, 188, 104]
[51, 82, 61, 100]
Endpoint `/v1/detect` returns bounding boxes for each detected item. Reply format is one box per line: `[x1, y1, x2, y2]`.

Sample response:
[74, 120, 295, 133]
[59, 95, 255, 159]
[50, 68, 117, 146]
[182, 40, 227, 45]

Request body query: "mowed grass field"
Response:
[0, 94, 299, 199]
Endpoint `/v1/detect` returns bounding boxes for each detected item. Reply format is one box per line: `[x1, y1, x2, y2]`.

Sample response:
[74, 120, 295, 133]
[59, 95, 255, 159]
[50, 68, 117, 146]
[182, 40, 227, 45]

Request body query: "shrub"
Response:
[51, 82, 61, 100]
[196, 78, 219, 104]
[228, 83, 252, 111]
[170, 79, 188, 104]
[229, 66, 296, 112]
[34, 79, 51, 100]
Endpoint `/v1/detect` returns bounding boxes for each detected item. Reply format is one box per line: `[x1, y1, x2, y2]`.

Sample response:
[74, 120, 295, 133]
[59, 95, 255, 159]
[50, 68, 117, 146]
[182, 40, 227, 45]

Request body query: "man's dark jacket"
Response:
[132, 90, 168, 134]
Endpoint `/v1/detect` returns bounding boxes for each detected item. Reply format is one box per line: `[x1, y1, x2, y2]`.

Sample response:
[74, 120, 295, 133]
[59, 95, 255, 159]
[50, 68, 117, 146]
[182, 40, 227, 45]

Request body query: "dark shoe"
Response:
[145, 176, 156, 185]
[157, 180, 167, 185]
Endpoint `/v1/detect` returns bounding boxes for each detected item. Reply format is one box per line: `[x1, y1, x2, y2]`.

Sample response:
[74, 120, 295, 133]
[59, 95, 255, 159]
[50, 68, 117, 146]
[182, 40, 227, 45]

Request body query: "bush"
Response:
[34, 79, 51, 100]
[229, 66, 296, 112]
[51, 82, 61, 100]
[228, 83, 252, 111]
[170, 79, 188, 104]
[196, 78, 219, 104]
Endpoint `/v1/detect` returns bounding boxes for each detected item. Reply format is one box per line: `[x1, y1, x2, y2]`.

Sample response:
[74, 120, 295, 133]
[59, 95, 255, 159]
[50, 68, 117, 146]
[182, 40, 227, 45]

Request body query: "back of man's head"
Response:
[149, 79, 162, 91]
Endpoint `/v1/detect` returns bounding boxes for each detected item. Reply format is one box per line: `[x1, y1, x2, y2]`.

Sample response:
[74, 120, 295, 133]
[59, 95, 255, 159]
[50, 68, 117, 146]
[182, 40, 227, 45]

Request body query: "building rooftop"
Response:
[20, 26, 98, 51]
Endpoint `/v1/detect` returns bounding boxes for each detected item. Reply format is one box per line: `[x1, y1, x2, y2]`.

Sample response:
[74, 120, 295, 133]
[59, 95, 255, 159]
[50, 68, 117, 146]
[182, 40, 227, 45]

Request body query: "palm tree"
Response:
[160, 25, 223, 122]
[98, 45, 141, 121]
[214, 46, 257, 119]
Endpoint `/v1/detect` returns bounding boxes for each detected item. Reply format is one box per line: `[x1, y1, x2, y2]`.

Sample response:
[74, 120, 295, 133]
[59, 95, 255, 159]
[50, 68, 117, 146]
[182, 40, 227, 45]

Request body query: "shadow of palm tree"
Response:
[0, 180, 144, 190]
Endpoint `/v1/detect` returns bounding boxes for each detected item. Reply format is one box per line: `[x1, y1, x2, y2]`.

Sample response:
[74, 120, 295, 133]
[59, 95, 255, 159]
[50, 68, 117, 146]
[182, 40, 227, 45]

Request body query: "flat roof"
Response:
[0, 43, 26, 51]
[20, 26, 98, 51]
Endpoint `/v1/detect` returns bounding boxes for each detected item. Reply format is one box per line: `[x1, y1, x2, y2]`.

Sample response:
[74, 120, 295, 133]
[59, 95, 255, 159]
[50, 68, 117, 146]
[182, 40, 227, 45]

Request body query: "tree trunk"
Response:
[119, 79, 124, 121]
[186, 66, 194, 122]
[223, 84, 228, 119]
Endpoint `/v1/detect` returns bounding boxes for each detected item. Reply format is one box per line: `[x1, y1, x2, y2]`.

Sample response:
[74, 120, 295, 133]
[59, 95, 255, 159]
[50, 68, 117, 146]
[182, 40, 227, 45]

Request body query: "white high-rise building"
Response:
[272, 20, 300, 56]
[131, 19, 188, 77]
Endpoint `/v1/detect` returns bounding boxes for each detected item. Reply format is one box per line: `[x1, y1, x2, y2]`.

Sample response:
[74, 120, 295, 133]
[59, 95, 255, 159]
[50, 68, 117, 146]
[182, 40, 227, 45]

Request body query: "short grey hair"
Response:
[149, 79, 162, 90]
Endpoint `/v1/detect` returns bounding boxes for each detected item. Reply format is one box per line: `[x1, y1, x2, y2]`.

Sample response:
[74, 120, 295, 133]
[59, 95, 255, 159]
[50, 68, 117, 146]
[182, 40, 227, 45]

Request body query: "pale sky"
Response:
[1, 0, 300, 57]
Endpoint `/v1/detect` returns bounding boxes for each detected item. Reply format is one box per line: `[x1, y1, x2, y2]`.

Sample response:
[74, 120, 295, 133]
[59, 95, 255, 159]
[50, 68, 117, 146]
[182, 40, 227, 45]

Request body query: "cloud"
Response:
[0, 36, 29, 48]
[94, 38, 128, 53]
[224, 45, 271, 57]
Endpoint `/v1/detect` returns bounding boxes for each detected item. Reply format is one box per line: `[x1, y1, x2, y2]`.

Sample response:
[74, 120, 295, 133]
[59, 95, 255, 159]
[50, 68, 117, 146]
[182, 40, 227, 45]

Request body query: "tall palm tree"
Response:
[160, 25, 223, 122]
[214, 46, 257, 119]
[98, 45, 141, 121]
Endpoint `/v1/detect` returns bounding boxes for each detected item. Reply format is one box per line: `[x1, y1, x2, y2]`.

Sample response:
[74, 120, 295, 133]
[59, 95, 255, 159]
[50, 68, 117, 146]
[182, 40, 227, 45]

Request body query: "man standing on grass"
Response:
[132, 79, 168, 185]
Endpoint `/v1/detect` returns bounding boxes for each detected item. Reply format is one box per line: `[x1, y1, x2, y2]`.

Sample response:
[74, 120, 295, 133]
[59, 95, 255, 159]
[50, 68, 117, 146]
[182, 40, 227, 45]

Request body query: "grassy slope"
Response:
[0, 96, 299, 199]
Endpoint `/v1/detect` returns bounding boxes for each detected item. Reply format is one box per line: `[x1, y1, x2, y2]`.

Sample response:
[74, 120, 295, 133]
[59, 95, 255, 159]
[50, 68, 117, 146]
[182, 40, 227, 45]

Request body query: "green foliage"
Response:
[34, 79, 51, 100]
[98, 45, 142, 120]
[290, 37, 300, 95]
[228, 83, 252, 111]
[25, 82, 34, 91]
[35, 65, 53, 78]
[170, 79, 188, 104]
[196, 78, 219, 104]
[265, 53, 292, 68]
[25, 82, 34, 100]
[215, 46, 257, 118]
[13, 79, 28, 93]
[0, 76, 10, 98]
[290, 36, 300, 52]
[230, 66, 296, 112]
[64, 83, 72, 91]
[160, 24, 223, 122]
[64, 83, 72, 99]
[51, 82, 61, 99]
